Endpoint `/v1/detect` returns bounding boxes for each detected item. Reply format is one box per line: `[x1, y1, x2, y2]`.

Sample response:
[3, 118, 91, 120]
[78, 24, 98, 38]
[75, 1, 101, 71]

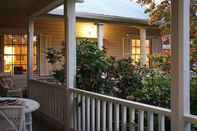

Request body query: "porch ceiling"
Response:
[0, 0, 56, 16]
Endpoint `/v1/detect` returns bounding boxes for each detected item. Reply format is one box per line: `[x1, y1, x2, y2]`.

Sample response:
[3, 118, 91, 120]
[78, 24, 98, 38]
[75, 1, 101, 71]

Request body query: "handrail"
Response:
[184, 114, 197, 125]
[69, 88, 172, 117]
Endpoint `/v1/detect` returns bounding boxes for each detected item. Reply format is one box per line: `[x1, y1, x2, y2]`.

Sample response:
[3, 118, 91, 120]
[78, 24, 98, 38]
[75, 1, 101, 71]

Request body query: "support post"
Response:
[171, 0, 190, 131]
[97, 23, 104, 50]
[64, 0, 76, 130]
[0, 35, 4, 73]
[139, 28, 146, 66]
[27, 18, 34, 80]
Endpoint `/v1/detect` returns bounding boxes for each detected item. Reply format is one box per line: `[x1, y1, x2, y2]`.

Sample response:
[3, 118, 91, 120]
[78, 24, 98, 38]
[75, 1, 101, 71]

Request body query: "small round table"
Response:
[19, 98, 40, 131]
[0, 98, 40, 131]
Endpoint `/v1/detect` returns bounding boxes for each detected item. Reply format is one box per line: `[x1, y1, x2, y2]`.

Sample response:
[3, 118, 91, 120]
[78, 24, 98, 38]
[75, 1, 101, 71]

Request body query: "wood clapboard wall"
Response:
[0, 16, 161, 59]
[103, 23, 139, 59]
[34, 18, 161, 59]
[35, 19, 65, 49]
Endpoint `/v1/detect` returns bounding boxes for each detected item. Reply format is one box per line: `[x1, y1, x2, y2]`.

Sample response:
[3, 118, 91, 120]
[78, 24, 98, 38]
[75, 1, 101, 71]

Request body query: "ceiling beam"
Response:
[31, 0, 63, 17]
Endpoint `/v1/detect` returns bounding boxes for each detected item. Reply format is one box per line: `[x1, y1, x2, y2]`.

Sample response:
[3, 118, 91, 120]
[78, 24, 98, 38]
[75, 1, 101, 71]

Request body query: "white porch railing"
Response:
[69, 88, 171, 131]
[29, 80, 66, 125]
[29, 80, 197, 131]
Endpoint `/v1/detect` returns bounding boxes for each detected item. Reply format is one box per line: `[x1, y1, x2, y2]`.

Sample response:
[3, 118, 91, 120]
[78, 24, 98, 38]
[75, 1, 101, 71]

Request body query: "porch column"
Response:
[0, 35, 4, 73]
[64, 0, 76, 130]
[171, 0, 190, 131]
[139, 28, 147, 66]
[97, 23, 104, 50]
[27, 18, 34, 80]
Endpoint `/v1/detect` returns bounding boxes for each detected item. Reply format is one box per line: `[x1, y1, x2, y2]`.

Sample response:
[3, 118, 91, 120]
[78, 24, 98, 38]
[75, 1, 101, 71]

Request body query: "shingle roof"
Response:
[48, 0, 148, 21]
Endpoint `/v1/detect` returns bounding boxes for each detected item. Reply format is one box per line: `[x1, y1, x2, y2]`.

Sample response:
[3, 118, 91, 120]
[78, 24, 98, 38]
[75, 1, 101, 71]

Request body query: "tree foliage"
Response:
[136, 0, 197, 37]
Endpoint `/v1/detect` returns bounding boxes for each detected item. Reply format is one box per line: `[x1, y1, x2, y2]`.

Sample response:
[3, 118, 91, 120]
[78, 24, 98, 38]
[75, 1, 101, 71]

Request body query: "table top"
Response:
[0, 97, 40, 113]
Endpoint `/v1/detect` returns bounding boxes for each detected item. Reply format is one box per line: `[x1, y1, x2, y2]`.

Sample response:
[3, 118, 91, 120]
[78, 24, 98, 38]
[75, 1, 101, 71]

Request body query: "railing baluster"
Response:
[96, 100, 101, 131]
[129, 108, 135, 131]
[91, 98, 95, 131]
[82, 95, 86, 131]
[102, 101, 107, 131]
[158, 114, 165, 131]
[73, 93, 77, 129]
[138, 110, 144, 131]
[122, 106, 127, 131]
[77, 94, 81, 131]
[115, 104, 120, 131]
[108, 102, 113, 131]
[148, 112, 154, 131]
[87, 96, 90, 131]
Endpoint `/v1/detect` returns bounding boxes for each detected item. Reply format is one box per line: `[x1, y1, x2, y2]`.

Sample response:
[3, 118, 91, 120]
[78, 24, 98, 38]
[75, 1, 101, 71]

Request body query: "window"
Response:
[3, 35, 37, 74]
[131, 39, 151, 64]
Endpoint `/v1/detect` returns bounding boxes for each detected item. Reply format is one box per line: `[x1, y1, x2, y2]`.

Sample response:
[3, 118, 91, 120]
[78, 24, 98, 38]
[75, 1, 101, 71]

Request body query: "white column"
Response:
[97, 23, 104, 50]
[64, 0, 76, 89]
[64, 0, 76, 130]
[171, 0, 190, 131]
[139, 28, 146, 66]
[27, 18, 34, 80]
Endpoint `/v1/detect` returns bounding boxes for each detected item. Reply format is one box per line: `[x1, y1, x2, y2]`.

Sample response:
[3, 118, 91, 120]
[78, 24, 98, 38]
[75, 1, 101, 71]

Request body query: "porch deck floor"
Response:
[33, 117, 62, 131]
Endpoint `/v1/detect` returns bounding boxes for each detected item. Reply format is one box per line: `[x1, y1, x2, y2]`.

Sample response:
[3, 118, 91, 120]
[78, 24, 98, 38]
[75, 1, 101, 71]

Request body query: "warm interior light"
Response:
[76, 22, 97, 38]
[4, 46, 14, 64]
[4, 46, 15, 72]
[33, 36, 37, 42]
[131, 39, 150, 64]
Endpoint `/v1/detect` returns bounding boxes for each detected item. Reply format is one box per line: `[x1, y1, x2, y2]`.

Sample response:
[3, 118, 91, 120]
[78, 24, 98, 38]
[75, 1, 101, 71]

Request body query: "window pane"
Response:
[136, 48, 140, 54]
[13, 45, 21, 55]
[132, 48, 136, 54]
[136, 40, 140, 47]
[13, 55, 21, 64]
[20, 55, 27, 65]
[4, 55, 14, 65]
[21, 45, 27, 55]
[4, 46, 14, 55]
[4, 64, 13, 73]
[4, 35, 13, 45]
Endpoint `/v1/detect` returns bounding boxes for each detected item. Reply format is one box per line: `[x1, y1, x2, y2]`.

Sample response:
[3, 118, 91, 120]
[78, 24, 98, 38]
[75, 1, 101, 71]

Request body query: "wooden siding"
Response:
[103, 23, 139, 59]
[35, 19, 65, 49]
[34, 19, 161, 59]
[0, 16, 162, 59]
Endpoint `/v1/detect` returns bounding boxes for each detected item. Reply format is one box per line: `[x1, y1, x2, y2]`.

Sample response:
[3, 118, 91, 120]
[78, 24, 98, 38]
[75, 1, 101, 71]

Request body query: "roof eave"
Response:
[76, 12, 148, 25]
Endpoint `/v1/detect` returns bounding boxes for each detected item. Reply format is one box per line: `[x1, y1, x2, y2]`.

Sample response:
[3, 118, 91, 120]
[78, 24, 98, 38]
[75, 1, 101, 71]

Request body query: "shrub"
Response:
[76, 39, 112, 94]
[191, 77, 197, 115]
[133, 68, 171, 108]
[106, 58, 143, 98]
[46, 44, 172, 108]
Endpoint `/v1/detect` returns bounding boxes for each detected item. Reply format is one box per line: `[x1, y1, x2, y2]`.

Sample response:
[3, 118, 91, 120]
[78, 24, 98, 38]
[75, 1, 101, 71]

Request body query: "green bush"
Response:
[76, 39, 112, 94]
[106, 58, 143, 98]
[191, 77, 197, 115]
[46, 44, 172, 109]
[133, 68, 171, 108]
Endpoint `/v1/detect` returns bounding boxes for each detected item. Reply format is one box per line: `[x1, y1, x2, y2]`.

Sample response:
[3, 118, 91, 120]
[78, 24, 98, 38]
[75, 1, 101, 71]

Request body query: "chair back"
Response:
[0, 106, 25, 131]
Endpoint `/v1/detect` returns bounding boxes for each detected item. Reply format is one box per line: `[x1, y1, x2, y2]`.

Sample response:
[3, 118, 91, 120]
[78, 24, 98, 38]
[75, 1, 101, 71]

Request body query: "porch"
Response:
[0, 0, 196, 131]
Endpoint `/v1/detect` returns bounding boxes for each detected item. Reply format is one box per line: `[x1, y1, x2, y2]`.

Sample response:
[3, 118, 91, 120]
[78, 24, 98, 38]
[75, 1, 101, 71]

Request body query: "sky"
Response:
[49, 0, 149, 20]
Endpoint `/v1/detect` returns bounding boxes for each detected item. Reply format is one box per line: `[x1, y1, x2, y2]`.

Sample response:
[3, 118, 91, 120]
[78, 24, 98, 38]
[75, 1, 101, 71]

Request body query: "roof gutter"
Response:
[76, 12, 148, 25]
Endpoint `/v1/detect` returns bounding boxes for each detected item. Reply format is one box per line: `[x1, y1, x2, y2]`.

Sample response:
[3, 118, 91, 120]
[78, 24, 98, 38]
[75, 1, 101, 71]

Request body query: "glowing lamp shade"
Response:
[76, 22, 97, 38]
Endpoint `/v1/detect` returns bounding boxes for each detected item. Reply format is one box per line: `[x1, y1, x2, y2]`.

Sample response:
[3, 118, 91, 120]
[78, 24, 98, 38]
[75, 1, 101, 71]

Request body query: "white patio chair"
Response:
[0, 106, 26, 131]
